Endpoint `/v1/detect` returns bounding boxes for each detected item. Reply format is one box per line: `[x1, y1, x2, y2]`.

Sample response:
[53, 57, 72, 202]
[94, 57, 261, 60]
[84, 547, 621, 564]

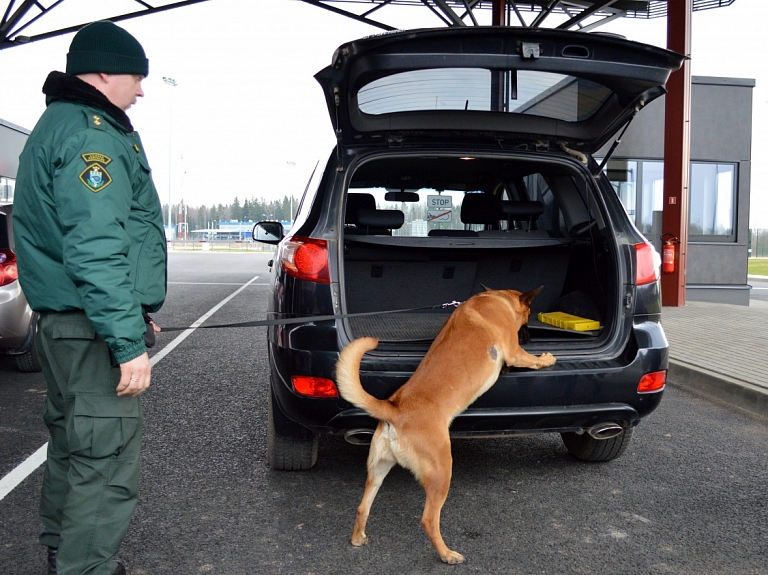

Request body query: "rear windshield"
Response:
[357, 68, 611, 123]
[342, 155, 603, 238]
[346, 181, 571, 238]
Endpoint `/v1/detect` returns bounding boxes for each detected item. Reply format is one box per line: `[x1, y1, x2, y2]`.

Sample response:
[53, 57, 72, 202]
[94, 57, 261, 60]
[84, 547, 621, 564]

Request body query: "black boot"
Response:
[46, 548, 57, 575]
[114, 561, 126, 575]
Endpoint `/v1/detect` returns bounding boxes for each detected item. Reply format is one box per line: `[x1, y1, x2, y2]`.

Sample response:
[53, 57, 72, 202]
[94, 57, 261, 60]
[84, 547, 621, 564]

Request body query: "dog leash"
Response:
[156, 300, 464, 333]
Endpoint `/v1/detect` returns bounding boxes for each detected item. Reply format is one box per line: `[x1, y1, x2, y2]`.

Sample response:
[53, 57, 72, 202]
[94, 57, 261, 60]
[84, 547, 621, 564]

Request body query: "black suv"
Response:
[254, 27, 684, 470]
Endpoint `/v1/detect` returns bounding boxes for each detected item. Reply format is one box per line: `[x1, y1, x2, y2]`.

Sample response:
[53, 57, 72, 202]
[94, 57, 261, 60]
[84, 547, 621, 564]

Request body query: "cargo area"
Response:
[339, 154, 620, 347]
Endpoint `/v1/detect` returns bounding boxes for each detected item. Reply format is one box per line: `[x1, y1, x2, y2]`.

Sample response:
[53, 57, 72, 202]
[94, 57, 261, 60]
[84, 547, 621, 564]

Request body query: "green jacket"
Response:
[13, 72, 167, 364]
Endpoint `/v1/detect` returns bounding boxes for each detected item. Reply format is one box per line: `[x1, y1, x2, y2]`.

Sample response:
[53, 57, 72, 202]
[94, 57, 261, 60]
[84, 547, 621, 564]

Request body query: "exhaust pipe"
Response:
[587, 422, 624, 440]
[344, 428, 375, 445]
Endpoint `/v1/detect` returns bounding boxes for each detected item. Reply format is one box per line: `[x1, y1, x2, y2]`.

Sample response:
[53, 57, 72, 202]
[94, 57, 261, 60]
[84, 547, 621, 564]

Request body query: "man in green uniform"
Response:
[13, 21, 167, 575]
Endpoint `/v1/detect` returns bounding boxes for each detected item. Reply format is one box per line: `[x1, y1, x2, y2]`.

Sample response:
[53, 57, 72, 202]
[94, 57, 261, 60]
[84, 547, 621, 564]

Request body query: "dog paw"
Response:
[441, 551, 465, 564]
[538, 352, 556, 367]
[351, 533, 369, 547]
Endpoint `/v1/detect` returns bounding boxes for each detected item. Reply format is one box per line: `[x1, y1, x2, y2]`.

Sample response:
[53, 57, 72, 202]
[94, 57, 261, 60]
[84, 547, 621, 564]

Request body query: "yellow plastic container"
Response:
[537, 311, 601, 332]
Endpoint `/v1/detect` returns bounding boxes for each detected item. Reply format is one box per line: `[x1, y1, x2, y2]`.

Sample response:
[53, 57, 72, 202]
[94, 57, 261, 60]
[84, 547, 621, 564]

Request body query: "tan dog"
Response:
[335, 287, 556, 564]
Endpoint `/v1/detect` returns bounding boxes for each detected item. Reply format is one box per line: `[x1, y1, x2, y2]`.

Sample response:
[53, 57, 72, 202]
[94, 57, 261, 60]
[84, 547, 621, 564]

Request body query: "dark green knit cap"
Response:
[66, 21, 149, 77]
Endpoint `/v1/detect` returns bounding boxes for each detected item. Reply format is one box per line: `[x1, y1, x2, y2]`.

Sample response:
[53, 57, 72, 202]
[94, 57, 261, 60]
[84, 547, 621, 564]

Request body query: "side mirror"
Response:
[252, 221, 284, 244]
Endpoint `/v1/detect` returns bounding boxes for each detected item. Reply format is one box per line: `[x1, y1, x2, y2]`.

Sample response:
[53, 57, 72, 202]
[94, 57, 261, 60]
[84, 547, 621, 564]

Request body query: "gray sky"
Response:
[1, 0, 765, 226]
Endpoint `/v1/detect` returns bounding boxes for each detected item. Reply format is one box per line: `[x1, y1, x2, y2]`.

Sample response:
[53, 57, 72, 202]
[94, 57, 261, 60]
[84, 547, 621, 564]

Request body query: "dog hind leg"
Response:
[417, 437, 465, 564]
[351, 425, 396, 547]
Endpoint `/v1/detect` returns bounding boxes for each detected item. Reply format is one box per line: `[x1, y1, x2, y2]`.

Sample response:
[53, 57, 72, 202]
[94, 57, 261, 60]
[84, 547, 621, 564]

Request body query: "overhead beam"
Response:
[0, 0, 41, 38]
[296, 0, 395, 30]
[555, 0, 621, 29]
[430, 0, 469, 26]
[0, 0, 210, 49]
[530, 0, 559, 27]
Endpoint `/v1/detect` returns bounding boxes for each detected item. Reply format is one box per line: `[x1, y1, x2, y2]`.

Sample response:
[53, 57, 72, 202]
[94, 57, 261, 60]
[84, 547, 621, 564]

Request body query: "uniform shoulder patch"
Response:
[79, 153, 113, 193]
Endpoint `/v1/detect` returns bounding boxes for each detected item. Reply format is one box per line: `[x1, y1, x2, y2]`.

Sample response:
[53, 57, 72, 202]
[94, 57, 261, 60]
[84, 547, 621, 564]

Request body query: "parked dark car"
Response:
[254, 27, 684, 470]
[0, 202, 41, 372]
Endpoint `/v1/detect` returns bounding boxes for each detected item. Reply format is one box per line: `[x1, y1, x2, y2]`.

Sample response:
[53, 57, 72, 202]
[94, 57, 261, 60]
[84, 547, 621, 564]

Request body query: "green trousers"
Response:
[36, 311, 142, 575]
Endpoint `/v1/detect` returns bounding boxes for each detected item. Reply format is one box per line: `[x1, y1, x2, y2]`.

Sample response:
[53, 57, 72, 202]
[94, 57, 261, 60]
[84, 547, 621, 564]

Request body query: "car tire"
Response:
[14, 339, 42, 373]
[267, 386, 318, 471]
[560, 426, 633, 462]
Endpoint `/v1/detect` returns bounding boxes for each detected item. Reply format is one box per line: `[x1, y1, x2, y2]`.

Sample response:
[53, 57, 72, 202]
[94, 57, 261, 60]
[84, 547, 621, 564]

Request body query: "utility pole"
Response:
[163, 76, 178, 239]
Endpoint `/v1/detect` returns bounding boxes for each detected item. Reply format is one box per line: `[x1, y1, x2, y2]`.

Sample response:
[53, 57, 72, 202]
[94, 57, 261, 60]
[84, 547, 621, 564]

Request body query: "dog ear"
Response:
[481, 284, 493, 292]
[520, 286, 544, 307]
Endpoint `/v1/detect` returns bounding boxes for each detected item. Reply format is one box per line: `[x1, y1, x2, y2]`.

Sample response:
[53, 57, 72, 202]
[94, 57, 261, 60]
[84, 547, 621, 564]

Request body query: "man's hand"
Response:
[117, 352, 152, 397]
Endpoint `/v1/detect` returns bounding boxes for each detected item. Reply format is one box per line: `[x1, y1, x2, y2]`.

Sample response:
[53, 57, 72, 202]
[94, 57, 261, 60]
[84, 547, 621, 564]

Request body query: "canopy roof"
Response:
[296, 1, 736, 31]
[0, 0, 736, 50]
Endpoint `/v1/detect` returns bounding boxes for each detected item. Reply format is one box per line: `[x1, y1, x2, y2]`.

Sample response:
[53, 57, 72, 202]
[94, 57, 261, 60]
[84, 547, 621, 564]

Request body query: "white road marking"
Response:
[0, 274, 261, 501]
[148, 275, 260, 367]
[0, 444, 47, 500]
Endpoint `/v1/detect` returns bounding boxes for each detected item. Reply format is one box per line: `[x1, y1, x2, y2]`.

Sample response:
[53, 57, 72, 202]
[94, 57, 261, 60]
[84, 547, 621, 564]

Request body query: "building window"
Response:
[689, 163, 736, 241]
[605, 159, 737, 243]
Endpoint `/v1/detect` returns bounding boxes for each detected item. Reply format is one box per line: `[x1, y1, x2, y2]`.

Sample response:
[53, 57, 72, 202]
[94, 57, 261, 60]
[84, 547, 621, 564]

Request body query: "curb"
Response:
[667, 359, 768, 419]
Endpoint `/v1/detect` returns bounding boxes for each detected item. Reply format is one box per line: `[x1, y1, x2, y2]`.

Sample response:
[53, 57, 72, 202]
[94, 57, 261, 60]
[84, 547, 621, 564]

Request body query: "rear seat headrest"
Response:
[501, 200, 545, 220]
[355, 208, 405, 230]
[461, 193, 502, 225]
[345, 193, 377, 224]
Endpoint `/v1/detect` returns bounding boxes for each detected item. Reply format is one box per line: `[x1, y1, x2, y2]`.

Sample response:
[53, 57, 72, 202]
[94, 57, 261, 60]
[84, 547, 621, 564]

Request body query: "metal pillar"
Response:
[660, 0, 692, 306]
[491, 0, 506, 26]
[490, 0, 506, 113]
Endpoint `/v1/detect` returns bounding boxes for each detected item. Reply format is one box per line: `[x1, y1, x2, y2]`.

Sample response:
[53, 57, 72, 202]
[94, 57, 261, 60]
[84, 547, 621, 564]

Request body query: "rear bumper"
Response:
[268, 318, 668, 437]
[330, 402, 647, 438]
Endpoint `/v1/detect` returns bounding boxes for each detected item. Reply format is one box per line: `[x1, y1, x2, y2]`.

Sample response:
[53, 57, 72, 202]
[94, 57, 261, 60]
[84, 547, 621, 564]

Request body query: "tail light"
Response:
[278, 237, 330, 284]
[292, 375, 339, 398]
[0, 249, 19, 287]
[634, 242, 659, 286]
[637, 370, 667, 393]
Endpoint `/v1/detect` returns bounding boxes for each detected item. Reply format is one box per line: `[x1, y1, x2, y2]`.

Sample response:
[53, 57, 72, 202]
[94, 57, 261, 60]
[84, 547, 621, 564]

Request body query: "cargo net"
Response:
[348, 310, 452, 342]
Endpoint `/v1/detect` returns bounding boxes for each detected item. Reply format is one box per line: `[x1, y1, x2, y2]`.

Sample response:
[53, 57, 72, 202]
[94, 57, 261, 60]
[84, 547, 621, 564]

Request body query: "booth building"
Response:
[603, 75, 754, 306]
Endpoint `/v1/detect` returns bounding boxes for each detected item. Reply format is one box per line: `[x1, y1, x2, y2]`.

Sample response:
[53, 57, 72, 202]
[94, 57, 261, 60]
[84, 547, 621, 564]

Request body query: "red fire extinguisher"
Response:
[661, 233, 680, 274]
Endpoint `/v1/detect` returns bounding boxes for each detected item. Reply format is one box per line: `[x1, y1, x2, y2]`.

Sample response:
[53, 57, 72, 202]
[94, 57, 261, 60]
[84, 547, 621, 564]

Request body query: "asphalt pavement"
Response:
[662, 275, 768, 419]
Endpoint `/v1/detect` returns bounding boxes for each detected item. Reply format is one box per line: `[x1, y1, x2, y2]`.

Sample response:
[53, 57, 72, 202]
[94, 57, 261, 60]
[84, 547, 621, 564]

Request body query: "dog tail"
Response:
[335, 337, 397, 422]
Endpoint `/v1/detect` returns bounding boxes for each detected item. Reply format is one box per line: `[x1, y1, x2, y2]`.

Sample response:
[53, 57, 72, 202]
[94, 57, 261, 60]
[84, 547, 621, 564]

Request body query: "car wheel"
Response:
[15, 340, 42, 373]
[560, 426, 633, 462]
[267, 386, 318, 471]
